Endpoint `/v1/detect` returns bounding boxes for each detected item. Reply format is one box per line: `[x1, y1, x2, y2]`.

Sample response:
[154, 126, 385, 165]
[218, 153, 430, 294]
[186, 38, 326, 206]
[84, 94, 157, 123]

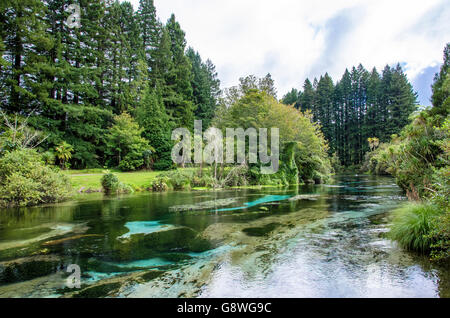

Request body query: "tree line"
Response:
[282, 64, 418, 166]
[0, 0, 220, 169]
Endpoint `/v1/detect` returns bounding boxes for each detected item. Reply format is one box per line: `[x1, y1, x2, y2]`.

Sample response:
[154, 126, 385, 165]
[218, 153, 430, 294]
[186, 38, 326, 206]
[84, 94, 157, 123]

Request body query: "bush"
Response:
[429, 208, 450, 262]
[388, 203, 443, 254]
[222, 165, 249, 187]
[101, 172, 120, 194]
[0, 149, 72, 207]
[100, 172, 133, 194]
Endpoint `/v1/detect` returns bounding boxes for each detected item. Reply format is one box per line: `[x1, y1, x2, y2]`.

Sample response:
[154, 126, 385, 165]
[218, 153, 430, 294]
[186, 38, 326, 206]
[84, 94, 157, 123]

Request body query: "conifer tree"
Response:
[187, 48, 220, 129]
[431, 43, 450, 118]
[164, 14, 195, 129]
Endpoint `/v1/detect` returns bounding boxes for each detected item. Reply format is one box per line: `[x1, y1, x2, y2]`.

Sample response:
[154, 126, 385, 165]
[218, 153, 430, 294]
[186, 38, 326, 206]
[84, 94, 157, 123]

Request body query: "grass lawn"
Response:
[66, 168, 197, 192]
[67, 170, 162, 191]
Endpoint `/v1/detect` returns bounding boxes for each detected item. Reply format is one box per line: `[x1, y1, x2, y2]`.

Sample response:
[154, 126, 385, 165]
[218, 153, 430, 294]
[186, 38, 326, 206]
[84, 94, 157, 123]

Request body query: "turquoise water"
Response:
[0, 175, 448, 298]
[214, 195, 291, 212]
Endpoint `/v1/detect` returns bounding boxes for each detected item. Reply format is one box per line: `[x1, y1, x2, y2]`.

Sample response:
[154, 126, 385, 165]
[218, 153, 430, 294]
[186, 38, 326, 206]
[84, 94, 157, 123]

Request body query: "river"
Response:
[0, 175, 448, 298]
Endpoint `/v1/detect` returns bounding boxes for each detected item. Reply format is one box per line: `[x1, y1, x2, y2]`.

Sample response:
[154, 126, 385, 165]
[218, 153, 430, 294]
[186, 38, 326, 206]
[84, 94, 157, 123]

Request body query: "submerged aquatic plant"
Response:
[388, 203, 443, 254]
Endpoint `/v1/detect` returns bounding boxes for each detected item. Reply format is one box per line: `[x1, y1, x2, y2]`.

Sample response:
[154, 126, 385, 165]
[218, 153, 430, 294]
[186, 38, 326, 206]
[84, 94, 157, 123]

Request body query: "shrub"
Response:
[429, 208, 450, 262]
[388, 203, 443, 254]
[0, 149, 72, 207]
[101, 172, 120, 194]
[100, 172, 133, 194]
[151, 170, 195, 190]
[222, 164, 249, 187]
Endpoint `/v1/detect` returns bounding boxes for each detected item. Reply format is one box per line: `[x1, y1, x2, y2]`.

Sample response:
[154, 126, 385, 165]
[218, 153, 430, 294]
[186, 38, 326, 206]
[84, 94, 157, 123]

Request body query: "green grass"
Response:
[388, 203, 443, 254]
[67, 168, 198, 192]
[68, 170, 162, 191]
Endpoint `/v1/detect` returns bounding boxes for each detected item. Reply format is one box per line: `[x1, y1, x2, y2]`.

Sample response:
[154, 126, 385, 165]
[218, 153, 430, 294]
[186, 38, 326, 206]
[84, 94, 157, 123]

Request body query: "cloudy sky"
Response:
[129, 0, 450, 105]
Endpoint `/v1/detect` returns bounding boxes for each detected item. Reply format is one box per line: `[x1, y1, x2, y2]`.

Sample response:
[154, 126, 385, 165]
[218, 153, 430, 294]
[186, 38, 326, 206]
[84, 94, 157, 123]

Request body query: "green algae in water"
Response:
[0, 255, 62, 284]
[242, 223, 281, 237]
[72, 282, 121, 298]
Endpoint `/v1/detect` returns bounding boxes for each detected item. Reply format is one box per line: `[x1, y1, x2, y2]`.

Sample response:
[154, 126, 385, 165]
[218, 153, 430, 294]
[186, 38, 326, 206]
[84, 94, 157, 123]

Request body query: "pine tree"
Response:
[1, 0, 53, 113]
[187, 47, 220, 129]
[315, 73, 334, 153]
[386, 64, 417, 136]
[164, 14, 195, 129]
[281, 88, 300, 106]
[366, 67, 381, 139]
[299, 79, 315, 113]
[137, 0, 160, 78]
[431, 43, 450, 118]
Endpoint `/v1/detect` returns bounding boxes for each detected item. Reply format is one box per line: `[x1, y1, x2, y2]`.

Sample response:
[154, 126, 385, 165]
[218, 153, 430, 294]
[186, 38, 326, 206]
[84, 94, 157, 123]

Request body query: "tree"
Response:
[135, 87, 174, 171]
[281, 88, 300, 106]
[385, 64, 417, 137]
[137, 0, 160, 76]
[164, 14, 195, 129]
[106, 112, 151, 171]
[299, 79, 315, 112]
[258, 73, 277, 98]
[315, 73, 334, 153]
[0, 0, 53, 113]
[431, 43, 450, 118]
[55, 141, 73, 169]
[187, 47, 220, 129]
[215, 90, 331, 184]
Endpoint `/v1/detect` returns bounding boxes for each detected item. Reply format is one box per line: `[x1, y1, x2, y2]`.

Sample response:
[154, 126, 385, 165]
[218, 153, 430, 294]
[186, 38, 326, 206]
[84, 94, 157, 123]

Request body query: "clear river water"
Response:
[0, 175, 448, 298]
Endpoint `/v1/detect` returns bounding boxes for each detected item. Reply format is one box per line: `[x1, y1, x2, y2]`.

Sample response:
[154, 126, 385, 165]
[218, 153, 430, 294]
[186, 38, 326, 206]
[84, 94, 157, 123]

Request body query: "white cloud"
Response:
[128, 0, 450, 103]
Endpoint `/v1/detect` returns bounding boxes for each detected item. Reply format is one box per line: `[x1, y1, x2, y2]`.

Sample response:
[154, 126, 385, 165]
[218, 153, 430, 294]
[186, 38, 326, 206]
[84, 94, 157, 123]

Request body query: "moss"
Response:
[187, 238, 213, 253]
[0, 255, 61, 284]
[242, 223, 281, 237]
[72, 282, 121, 298]
[140, 270, 164, 282]
[160, 253, 192, 262]
[111, 227, 212, 261]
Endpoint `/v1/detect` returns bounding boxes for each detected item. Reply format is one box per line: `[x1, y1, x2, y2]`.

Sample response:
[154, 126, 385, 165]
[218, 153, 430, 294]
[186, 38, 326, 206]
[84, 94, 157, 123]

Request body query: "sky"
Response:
[128, 0, 450, 106]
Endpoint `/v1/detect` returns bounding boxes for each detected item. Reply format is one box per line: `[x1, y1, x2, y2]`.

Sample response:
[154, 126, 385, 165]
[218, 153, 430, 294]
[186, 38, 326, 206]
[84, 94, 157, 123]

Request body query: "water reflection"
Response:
[0, 175, 448, 298]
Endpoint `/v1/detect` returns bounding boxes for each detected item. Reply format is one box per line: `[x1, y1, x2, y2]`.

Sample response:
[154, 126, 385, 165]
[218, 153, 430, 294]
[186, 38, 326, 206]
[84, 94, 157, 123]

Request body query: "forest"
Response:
[0, 0, 449, 265]
[282, 64, 417, 167]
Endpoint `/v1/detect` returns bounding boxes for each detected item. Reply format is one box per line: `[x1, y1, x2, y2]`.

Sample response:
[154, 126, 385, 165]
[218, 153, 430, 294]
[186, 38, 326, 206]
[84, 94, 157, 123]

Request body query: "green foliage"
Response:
[368, 45, 450, 261]
[55, 141, 74, 169]
[215, 89, 331, 185]
[106, 112, 152, 171]
[222, 165, 249, 187]
[287, 64, 417, 166]
[431, 43, 450, 119]
[101, 172, 120, 194]
[429, 204, 450, 262]
[0, 149, 72, 207]
[100, 172, 133, 195]
[187, 47, 221, 129]
[388, 203, 442, 254]
[364, 112, 447, 198]
[41, 151, 55, 165]
[0, 1, 220, 170]
[135, 87, 174, 171]
[152, 170, 194, 190]
[281, 88, 300, 107]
